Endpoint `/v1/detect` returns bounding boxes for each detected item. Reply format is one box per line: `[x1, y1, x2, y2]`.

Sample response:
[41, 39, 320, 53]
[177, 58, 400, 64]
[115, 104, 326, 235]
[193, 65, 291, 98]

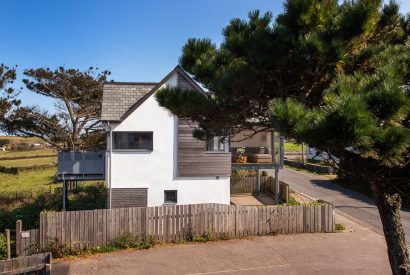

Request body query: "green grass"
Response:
[0, 148, 56, 159]
[284, 142, 302, 150]
[0, 156, 57, 168]
[0, 167, 57, 194]
[0, 136, 43, 143]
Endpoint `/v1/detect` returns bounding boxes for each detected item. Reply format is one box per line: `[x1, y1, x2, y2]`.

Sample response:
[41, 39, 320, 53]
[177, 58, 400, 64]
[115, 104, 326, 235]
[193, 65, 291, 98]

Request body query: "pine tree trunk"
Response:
[371, 182, 410, 275]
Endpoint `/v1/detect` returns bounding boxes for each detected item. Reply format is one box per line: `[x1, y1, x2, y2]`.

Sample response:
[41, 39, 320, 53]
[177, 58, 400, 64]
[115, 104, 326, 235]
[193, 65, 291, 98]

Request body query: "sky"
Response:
[1, 0, 410, 111]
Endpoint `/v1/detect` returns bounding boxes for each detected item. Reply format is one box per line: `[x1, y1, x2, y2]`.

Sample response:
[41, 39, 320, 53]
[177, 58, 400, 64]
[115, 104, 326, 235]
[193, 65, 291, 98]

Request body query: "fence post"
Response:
[5, 229, 11, 259]
[45, 252, 52, 275]
[256, 169, 260, 195]
[275, 169, 280, 203]
[15, 220, 22, 257]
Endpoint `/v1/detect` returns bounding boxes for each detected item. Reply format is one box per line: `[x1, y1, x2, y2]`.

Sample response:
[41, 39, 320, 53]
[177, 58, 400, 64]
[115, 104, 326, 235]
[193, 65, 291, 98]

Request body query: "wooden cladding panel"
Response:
[177, 120, 231, 177]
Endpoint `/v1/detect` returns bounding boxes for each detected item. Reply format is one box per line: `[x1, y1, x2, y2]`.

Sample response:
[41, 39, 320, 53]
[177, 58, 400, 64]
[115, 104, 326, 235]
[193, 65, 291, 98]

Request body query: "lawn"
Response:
[0, 167, 57, 194]
[0, 156, 57, 168]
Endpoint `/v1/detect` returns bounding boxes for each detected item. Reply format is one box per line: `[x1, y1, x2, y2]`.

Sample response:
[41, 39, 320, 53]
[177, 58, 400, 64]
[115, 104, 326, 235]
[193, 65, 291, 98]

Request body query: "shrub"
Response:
[0, 233, 7, 260]
[231, 169, 257, 177]
[335, 224, 347, 231]
[26, 240, 77, 258]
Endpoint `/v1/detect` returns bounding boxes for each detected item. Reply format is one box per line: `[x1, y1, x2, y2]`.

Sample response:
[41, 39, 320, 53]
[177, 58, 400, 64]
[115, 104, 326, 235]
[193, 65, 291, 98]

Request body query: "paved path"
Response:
[279, 168, 410, 244]
[54, 214, 391, 275]
[230, 194, 276, 206]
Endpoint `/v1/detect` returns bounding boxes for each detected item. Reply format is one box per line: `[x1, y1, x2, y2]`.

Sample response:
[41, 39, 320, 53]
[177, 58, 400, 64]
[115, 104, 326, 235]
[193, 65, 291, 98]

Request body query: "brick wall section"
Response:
[107, 188, 148, 208]
[101, 83, 157, 121]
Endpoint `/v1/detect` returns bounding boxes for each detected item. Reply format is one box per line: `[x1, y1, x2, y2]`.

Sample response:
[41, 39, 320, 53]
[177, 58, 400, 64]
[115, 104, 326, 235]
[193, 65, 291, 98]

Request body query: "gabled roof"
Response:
[101, 65, 207, 122]
[101, 82, 157, 121]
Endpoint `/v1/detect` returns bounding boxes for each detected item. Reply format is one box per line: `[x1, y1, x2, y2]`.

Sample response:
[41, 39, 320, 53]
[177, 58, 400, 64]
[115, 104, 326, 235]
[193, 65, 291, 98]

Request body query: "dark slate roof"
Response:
[101, 82, 157, 121]
[101, 66, 207, 122]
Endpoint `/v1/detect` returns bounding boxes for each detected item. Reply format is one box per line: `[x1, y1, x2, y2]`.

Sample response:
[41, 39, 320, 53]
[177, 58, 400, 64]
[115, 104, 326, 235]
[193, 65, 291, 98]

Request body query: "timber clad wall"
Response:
[177, 120, 231, 177]
[38, 203, 335, 249]
[177, 74, 194, 91]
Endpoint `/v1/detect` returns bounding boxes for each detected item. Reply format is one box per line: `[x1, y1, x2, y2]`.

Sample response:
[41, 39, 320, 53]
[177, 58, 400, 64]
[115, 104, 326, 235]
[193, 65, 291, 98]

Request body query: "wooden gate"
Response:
[15, 220, 40, 257]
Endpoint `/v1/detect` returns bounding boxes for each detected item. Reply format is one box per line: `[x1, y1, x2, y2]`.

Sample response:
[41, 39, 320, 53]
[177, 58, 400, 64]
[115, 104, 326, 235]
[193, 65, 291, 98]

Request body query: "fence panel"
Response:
[38, 203, 335, 249]
[0, 253, 51, 275]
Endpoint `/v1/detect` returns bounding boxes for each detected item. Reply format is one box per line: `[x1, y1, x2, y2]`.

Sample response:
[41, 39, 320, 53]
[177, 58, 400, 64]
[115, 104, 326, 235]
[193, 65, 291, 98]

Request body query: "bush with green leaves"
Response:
[0, 233, 7, 260]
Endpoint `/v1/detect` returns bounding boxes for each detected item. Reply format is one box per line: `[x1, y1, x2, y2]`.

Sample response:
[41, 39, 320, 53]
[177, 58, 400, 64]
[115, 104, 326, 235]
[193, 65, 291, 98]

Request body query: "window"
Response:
[206, 136, 226, 152]
[113, 132, 153, 150]
[164, 190, 177, 204]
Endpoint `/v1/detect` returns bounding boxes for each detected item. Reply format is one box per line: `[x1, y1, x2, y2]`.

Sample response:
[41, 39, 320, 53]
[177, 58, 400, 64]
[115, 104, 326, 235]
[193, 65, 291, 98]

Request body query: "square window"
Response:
[164, 190, 177, 204]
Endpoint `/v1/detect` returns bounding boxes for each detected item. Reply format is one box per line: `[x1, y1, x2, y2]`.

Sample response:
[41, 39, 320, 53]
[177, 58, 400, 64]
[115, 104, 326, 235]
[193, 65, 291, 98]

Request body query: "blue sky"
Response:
[1, 0, 410, 111]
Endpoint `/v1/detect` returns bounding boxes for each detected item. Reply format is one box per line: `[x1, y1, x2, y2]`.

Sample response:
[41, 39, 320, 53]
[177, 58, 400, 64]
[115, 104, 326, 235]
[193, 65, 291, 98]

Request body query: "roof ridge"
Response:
[104, 82, 158, 85]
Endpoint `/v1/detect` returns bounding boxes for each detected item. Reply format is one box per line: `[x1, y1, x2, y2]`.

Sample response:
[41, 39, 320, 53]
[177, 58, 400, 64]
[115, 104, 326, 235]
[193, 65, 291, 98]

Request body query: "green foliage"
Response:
[2, 67, 110, 150]
[156, 0, 407, 139]
[0, 185, 106, 231]
[0, 233, 7, 260]
[231, 169, 256, 177]
[28, 234, 155, 259]
[335, 223, 347, 231]
[0, 139, 10, 147]
[184, 229, 218, 243]
[270, 42, 410, 169]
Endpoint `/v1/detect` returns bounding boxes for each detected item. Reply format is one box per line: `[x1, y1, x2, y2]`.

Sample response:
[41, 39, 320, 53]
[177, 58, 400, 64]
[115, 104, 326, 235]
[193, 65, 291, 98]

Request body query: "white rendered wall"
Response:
[109, 73, 230, 206]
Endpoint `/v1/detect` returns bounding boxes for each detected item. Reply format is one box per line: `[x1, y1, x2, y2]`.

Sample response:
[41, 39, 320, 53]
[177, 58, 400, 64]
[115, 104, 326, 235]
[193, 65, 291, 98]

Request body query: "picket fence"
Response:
[38, 203, 334, 249]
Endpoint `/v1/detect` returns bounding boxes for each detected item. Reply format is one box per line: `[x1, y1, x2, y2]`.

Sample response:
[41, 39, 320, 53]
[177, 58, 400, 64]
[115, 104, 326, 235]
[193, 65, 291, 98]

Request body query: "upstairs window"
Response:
[113, 132, 153, 151]
[206, 136, 226, 152]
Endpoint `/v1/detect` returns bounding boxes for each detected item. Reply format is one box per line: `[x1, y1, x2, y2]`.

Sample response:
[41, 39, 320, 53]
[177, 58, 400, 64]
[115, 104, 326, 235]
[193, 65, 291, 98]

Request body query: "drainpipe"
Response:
[106, 122, 113, 209]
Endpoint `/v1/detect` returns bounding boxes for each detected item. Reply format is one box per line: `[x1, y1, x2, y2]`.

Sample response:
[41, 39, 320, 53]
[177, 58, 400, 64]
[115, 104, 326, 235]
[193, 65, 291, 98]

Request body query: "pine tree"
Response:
[156, 1, 410, 273]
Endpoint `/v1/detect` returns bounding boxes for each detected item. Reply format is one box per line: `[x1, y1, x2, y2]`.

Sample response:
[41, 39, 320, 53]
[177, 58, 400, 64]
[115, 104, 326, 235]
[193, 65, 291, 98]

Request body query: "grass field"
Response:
[0, 136, 44, 143]
[0, 148, 56, 159]
[284, 142, 302, 150]
[0, 156, 57, 168]
[0, 167, 57, 194]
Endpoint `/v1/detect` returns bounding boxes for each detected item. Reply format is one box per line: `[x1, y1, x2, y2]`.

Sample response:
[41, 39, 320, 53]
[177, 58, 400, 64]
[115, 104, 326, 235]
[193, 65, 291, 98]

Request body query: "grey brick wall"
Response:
[107, 188, 148, 208]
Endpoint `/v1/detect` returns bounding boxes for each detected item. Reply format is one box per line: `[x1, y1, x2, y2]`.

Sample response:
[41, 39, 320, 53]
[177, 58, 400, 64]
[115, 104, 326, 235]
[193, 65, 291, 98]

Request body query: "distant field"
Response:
[0, 136, 44, 143]
[0, 156, 57, 168]
[0, 148, 56, 159]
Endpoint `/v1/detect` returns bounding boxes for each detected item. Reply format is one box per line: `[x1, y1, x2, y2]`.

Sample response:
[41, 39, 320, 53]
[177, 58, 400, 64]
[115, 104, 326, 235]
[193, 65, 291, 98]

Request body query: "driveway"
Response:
[279, 168, 410, 245]
[53, 214, 390, 275]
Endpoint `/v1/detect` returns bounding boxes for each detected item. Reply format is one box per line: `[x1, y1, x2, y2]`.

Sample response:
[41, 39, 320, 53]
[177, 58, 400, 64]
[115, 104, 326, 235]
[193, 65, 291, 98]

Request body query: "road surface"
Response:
[54, 214, 390, 275]
[279, 168, 410, 244]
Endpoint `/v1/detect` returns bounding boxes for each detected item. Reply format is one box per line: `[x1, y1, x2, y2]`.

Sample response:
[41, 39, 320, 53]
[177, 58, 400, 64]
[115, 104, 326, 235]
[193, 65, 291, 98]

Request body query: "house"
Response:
[58, 66, 284, 209]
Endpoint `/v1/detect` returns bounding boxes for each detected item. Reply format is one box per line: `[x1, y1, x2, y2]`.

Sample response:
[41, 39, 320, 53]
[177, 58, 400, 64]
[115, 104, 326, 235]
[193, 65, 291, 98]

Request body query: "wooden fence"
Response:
[38, 203, 335, 249]
[230, 176, 290, 202]
[15, 220, 39, 257]
[0, 253, 51, 275]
